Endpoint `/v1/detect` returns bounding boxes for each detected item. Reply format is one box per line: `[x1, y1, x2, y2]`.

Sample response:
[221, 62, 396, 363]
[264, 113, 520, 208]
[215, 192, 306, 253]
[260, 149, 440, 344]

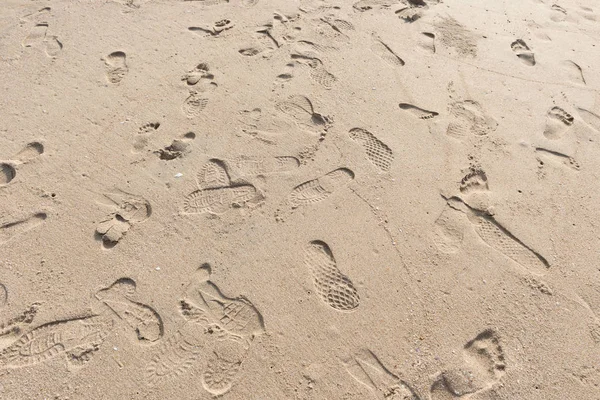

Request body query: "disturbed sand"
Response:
[1, 0, 600, 398]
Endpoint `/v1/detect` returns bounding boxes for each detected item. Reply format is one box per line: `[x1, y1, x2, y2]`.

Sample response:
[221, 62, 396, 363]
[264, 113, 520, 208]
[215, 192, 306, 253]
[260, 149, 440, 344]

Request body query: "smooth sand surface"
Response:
[1, 0, 600, 398]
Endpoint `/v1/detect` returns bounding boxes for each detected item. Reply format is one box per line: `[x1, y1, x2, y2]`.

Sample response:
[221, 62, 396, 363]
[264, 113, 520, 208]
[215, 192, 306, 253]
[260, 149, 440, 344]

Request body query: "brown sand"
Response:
[1, 0, 600, 398]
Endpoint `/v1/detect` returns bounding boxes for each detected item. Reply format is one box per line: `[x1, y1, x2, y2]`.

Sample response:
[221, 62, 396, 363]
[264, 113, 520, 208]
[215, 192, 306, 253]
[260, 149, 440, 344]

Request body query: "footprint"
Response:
[181, 63, 217, 90]
[304, 241, 359, 311]
[147, 263, 265, 395]
[431, 329, 505, 398]
[396, 6, 423, 22]
[535, 148, 580, 171]
[543, 106, 574, 140]
[371, 38, 405, 66]
[95, 278, 163, 343]
[446, 196, 550, 274]
[44, 36, 62, 58]
[275, 95, 329, 129]
[435, 16, 477, 57]
[577, 107, 600, 132]
[225, 156, 300, 177]
[432, 206, 465, 254]
[344, 349, 421, 399]
[104, 51, 128, 84]
[134, 122, 160, 152]
[418, 32, 436, 53]
[290, 55, 337, 89]
[155, 132, 196, 160]
[95, 192, 151, 249]
[188, 19, 234, 37]
[288, 168, 354, 208]
[460, 169, 489, 194]
[0, 286, 40, 349]
[348, 128, 394, 171]
[353, 0, 397, 12]
[399, 103, 439, 119]
[183, 159, 258, 215]
[0, 314, 114, 370]
[0, 164, 16, 186]
[0, 212, 47, 245]
[22, 23, 48, 47]
[14, 141, 44, 163]
[446, 100, 497, 138]
[183, 92, 210, 118]
[511, 39, 535, 66]
[562, 60, 586, 84]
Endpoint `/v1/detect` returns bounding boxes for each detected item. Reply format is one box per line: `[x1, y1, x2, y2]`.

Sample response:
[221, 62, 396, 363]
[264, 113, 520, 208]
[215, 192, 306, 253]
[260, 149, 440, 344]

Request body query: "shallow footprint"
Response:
[22, 23, 47, 47]
[95, 192, 151, 249]
[288, 168, 354, 208]
[14, 141, 44, 164]
[543, 106, 574, 139]
[44, 36, 62, 58]
[399, 103, 439, 119]
[0, 212, 47, 245]
[0, 164, 16, 186]
[104, 51, 128, 84]
[155, 132, 196, 160]
[511, 39, 535, 66]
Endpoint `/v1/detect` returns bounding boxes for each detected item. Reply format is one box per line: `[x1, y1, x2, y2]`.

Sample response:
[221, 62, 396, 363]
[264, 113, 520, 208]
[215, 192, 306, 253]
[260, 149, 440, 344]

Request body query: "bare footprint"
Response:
[134, 122, 160, 152]
[371, 37, 405, 66]
[446, 100, 497, 138]
[543, 106, 574, 140]
[511, 39, 535, 66]
[432, 206, 465, 254]
[431, 329, 506, 399]
[155, 132, 196, 160]
[535, 148, 580, 171]
[399, 103, 439, 119]
[562, 60, 586, 84]
[577, 107, 600, 132]
[104, 51, 128, 84]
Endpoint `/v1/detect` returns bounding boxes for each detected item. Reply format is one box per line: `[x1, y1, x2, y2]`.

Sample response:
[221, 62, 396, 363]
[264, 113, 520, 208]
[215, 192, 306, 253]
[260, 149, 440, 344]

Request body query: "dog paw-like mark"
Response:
[431, 329, 505, 398]
[288, 168, 354, 208]
[511, 39, 535, 66]
[543, 106, 574, 140]
[155, 132, 196, 160]
[446, 196, 549, 274]
[275, 95, 330, 129]
[96, 278, 163, 343]
[399, 103, 439, 119]
[95, 192, 151, 249]
[371, 37, 405, 66]
[104, 51, 128, 84]
[183, 159, 259, 215]
[0, 212, 47, 246]
[304, 241, 359, 311]
[147, 264, 265, 396]
[188, 19, 234, 37]
[535, 148, 580, 171]
[344, 349, 421, 399]
[446, 100, 497, 138]
[349, 128, 394, 171]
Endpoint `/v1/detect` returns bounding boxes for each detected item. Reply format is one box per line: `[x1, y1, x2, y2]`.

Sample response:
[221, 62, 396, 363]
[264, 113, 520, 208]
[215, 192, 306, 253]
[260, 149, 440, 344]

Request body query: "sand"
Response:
[0, 0, 599, 398]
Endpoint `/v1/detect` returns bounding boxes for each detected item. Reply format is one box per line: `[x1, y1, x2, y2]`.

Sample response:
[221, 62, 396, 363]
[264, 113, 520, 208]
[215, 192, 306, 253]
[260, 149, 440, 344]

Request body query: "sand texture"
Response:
[1, 0, 600, 398]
